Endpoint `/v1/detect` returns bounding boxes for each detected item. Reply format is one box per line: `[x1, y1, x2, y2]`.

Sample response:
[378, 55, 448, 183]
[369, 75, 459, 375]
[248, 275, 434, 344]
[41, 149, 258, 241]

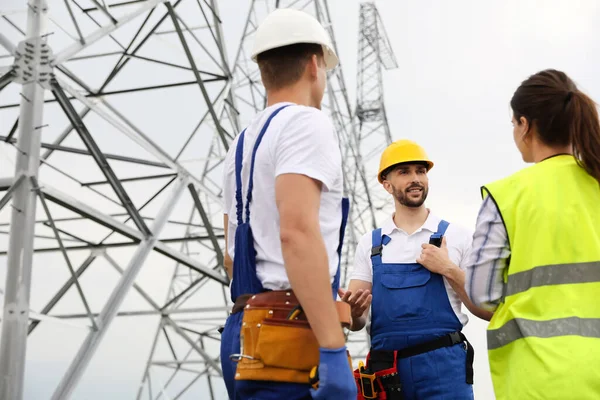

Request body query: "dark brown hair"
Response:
[511, 69, 600, 183]
[380, 162, 429, 182]
[257, 43, 324, 91]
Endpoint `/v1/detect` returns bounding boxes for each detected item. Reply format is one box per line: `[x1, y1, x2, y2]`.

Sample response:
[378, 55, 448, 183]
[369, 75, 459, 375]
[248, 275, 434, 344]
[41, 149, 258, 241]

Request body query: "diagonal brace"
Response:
[102, 252, 161, 311]
[32, 177, 99, 332]
[49, 77, 152, 237]
[0, 70, 15, 92]
[161, 275, 204, 311]
[5, 118, 19, 143]
[24, 180, 229, 284]
[52, 0, 168, 66]
[188, 184, 224, 266]
[50, 177, 187, 400]
[53, 75, 222, 204]
[28, 253, 97, 335]
[165, 1, 228, 151]
[163, 316, 222, 375]
[63, 0, 85, 45]
[0, 31, 16, 55]
[41, 106, 91, 160]
[0, 174, 24, 213]
[90, 0, 119, 25]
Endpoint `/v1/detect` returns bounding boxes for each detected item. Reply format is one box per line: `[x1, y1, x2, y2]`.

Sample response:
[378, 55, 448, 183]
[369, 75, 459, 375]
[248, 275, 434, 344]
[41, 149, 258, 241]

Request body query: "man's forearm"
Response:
[224, 254, 233, 280]
[281, 228, 346, 349]
[350, 313, 367, 332]
[443, 263, 494, 321]
[223, 214, 233, 279]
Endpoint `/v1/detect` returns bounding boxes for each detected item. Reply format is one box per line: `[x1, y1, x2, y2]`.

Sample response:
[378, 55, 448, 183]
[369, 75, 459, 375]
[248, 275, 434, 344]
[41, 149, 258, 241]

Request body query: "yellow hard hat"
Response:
[377, 140, 434, 183]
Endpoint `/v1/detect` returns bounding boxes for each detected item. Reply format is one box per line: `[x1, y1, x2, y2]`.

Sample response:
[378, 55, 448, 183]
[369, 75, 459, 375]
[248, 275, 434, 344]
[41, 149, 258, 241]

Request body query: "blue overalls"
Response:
[368, 221, 474, 400]
[219, 104, 349, 400]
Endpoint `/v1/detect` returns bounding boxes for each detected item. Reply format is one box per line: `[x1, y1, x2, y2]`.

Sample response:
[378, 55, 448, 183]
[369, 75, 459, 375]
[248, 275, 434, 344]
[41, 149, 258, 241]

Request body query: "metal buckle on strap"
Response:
[449, 331, 462, 345]
[429, 233, 443, 248]
[228, 353, 255, 362]
[370, 245, 383, 258]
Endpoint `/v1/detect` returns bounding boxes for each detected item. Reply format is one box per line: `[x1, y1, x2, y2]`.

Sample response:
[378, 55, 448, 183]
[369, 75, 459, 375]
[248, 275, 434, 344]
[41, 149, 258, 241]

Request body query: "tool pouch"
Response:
[234, 290, 351, 384]
[353, 351, 404, 400]
[354, 368, 379, 399]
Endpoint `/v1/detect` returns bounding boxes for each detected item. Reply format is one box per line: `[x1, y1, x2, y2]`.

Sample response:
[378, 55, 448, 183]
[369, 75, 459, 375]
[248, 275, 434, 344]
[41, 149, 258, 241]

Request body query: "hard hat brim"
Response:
[251, 42, 339, 71]
[378, 160, 434, 183]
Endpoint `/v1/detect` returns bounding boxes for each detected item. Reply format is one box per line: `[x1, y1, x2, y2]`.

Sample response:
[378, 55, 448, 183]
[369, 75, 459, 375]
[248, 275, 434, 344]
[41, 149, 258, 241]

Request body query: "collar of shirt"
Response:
[380, 209, 442, 237]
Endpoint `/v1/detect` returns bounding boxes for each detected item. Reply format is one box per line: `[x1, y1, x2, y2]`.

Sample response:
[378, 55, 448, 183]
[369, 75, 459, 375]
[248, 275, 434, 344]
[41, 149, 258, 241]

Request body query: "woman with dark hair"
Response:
[465, 69, 600, 400]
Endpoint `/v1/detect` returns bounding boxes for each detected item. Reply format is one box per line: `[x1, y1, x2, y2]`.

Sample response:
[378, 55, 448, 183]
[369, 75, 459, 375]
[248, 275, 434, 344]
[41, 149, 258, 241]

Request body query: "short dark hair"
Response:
[380, 162, 429, 181]
[257, 43, 324, 90]
[511, 69, 600, 184]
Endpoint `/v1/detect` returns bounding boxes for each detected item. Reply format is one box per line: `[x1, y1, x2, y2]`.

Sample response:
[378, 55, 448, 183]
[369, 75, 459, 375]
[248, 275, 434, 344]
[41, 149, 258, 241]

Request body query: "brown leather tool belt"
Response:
[231, 293, 253, 315]
[231, 290, 351, 385]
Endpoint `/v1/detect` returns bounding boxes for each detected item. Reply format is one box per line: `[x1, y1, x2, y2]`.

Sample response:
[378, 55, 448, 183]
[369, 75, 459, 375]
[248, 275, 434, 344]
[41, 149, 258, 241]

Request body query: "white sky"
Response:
[2, 0, 600, 399]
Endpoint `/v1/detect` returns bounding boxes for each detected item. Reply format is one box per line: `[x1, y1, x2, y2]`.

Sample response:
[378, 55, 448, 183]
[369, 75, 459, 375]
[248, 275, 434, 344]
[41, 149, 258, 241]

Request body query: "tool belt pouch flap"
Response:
[257, 319, 318, 371]
[235, 290, 350, 384]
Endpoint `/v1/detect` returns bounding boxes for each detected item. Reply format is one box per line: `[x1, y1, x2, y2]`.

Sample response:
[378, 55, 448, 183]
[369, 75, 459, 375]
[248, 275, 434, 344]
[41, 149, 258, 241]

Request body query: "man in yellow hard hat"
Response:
[220, 7, 356, 400]
[339, 139, 492, 399]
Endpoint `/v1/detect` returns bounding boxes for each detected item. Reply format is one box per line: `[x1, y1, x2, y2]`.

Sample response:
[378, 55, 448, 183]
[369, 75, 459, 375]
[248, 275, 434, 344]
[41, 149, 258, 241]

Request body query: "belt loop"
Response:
[464, 337, 474, 384]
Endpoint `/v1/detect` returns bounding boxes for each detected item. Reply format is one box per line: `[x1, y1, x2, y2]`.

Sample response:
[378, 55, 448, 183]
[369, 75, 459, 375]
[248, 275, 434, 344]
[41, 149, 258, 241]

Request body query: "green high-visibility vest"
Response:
[481, 154, 600, 400]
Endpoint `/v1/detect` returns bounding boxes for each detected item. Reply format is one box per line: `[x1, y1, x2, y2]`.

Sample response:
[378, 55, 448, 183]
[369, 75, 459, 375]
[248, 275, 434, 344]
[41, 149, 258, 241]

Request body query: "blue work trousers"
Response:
[395, 342, 473, 400]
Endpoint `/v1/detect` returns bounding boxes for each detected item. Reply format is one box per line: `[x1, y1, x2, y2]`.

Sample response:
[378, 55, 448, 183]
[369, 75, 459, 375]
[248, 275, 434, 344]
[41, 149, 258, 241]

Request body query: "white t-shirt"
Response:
[350, 211, 473, 326]
[222, 102, 344, 290]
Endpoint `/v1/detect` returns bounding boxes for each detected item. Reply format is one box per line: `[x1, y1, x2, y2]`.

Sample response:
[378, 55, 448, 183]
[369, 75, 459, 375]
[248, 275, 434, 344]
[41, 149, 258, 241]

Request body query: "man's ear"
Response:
[307, 54, 319, 80]
[382, 180, 393, 194]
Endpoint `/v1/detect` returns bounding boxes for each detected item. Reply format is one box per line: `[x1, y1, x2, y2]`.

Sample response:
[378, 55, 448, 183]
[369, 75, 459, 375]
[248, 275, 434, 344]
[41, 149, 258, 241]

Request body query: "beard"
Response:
[392, 183, 428, 208]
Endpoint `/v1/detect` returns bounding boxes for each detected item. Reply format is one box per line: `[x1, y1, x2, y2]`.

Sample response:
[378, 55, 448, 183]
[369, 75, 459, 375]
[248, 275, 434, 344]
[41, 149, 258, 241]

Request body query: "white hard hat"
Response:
[251, 8, 339, 71]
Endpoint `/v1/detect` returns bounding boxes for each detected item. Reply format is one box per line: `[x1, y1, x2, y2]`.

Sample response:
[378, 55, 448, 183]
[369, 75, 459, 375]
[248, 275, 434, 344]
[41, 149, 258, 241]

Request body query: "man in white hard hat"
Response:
[220, 8, 356, 400]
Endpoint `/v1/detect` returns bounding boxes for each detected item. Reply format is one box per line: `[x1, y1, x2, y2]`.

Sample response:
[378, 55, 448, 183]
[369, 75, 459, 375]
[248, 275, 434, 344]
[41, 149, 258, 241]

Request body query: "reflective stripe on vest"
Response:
[488, 316, 600, 350]
[504, 261, 600, 298]
[481, 154, 600, 400]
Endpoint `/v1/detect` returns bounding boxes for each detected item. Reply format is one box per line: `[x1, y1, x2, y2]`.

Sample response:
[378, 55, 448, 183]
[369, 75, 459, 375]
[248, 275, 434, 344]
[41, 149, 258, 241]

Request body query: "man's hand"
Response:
[418, 236, 494, 321]
[342, 280, 372, 331]
[338, 288, 372, 320]
[417, 236, 453, 276]
[310, 347, 357, 399]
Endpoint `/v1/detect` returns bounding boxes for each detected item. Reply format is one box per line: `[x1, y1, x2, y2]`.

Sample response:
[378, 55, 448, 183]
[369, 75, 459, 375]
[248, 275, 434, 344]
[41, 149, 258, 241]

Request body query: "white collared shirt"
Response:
[350, 211, 473, 326]
[222, 102, 344, 291]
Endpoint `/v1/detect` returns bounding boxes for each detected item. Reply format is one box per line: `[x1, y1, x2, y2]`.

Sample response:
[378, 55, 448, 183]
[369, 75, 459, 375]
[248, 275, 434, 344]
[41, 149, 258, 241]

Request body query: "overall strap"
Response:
[370, 228, 391, 266]
[230, 105, 293, 302]
[234, 128, 247, 226]
[430, 219, 450, 242]
[244, 104, 292, 222]
[331, 197, 350, 297]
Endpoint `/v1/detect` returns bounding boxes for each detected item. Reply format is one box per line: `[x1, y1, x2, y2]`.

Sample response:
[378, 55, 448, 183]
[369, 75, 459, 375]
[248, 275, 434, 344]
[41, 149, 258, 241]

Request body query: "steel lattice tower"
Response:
[341, 0, 399, 363]
[0, 1, 397, 398]
[356, 2, 398, 220]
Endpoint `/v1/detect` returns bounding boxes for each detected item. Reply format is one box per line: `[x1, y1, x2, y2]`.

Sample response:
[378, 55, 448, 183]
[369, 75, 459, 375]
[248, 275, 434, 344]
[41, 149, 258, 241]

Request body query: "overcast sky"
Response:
[2, 0, 600, 399]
